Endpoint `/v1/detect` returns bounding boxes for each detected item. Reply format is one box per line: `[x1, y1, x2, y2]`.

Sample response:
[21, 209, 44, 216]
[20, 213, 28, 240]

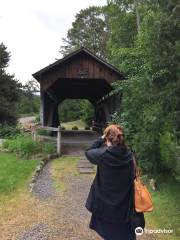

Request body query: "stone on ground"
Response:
[78, 158, 95, 174]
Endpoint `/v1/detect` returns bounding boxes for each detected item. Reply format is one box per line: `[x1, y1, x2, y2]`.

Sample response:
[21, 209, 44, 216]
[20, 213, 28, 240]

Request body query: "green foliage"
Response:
[0, 43, 10, 68]
[108, 0, 180, 178]
[3, 135, 40, 158]
[60, 6, 109, 59]
[159, 127, 180, 179]
[0, 124, 21, 138]
[107, 2, 137, 49]
[35, 114, 40, 124]
[80, 100, 94, 126]
[160, 130, 175, 170]
[59, 99, 83, 122]
[17, 93, 40, 115]
[37, 128, 51, 136]
[3, 134, 56, 158]
[41, 142, 56, 155]
[59, 99, 94, 126]
[146, 176, 180, 240]
[0, 152, 39, 195]
[17, 79, 40, 115]
[72, 126, 79, 130]
[0, 43, 21, 125]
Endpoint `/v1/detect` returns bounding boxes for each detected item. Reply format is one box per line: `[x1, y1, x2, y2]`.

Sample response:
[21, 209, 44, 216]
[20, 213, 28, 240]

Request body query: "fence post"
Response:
[33, 127, 37, 141]
[57, 126, 61, 156]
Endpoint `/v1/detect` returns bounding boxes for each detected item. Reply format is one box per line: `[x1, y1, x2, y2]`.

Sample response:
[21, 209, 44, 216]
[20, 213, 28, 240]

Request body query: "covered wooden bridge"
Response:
[33, 48, 124, 132]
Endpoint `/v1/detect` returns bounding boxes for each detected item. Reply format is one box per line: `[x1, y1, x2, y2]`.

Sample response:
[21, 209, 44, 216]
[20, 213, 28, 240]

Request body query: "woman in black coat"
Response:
[85, 124, 136, 240]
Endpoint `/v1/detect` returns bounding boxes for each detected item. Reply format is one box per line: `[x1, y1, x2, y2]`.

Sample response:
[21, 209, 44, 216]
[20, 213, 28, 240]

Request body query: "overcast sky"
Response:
[0, 0, 107, 84]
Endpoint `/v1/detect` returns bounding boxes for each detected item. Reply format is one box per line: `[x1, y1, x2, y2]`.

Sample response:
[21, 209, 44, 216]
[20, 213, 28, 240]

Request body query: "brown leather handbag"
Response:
[133, 158, 153, 213]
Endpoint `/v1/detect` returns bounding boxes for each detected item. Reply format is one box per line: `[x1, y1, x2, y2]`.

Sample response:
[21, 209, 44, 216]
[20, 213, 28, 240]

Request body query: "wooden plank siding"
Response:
[40, 54, 121, 91]
[33, 48, 124, 128]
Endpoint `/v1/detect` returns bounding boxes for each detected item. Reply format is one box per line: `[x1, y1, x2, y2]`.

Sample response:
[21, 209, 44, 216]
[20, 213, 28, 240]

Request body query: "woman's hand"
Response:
[101, 134, 105, 139]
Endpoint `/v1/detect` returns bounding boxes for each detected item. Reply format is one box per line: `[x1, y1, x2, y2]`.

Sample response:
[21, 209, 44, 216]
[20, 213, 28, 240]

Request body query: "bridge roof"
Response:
[33, 47, 124, 81]
[32, 47, 125, 103]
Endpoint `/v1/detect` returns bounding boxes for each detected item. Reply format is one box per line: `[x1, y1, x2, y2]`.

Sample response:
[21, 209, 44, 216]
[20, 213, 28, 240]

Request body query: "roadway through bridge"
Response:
[61, 130, 100, 155]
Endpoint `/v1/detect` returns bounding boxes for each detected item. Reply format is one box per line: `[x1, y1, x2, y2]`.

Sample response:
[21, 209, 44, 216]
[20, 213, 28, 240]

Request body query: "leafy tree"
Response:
[80, 100, 94, 126]
[0, 43, 21, 125]
[59, 99, 94, 125]
[23, 79, 40, 94]
[107, 2, 137, 51]
[17, 79, 40, 115]
[0, 42, 10, 68]
[107, 0, 180, 178]
[59, 99, 84, 122]
[60, 6, 109, 59]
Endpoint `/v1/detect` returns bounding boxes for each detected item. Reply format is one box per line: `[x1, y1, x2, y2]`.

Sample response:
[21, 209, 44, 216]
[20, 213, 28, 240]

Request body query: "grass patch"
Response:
[61, 120, 86, 130]
[51, 156, 80, 192]
[0, 152, 39, 197]
[145, 176, 180, 240]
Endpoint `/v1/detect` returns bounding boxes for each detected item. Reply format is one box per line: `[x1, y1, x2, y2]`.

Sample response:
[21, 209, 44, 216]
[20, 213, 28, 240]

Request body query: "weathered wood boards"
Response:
[33, 48, 124, 91]
[33, 47, 125, 128]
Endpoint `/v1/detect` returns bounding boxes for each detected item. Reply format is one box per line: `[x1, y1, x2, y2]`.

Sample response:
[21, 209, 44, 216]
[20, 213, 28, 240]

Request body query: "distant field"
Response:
[61, 119, 87, 130]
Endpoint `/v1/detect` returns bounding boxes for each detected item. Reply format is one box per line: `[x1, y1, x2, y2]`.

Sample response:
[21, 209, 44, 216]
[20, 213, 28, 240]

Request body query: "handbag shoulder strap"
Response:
[132, 154, 140, 178]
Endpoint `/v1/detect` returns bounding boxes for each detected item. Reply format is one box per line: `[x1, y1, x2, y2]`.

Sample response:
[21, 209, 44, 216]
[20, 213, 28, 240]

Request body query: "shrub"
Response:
[160, 131, 175, 170]
[84, 126, 90, 130]
[41, 142, 56, 155]
[72, 126, 79, 130]
[0, 124, 21, 138]
[160, 129, 180, 180]
[35, 114, 40, 123]
[37, 128, 51, 136]
[3, 134, 56, 158]
[3, 135, 40, 158]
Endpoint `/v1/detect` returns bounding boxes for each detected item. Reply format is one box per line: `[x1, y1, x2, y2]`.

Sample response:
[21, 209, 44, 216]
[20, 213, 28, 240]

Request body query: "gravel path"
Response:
[47, 173, 101, 240]
[17, 224, 49, 240]
[16, 160, 100, 240]
[16, 160, 150, 240]
[32, 162, 55, 200]
[54, 175, 94, 224]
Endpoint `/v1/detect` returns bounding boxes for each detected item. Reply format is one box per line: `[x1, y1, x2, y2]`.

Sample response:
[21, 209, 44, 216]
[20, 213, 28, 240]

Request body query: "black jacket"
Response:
[85, 137, 134, 223]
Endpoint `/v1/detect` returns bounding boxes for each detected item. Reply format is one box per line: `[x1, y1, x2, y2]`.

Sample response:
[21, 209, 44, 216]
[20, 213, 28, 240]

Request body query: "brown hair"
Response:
[104, 124, 124, 146]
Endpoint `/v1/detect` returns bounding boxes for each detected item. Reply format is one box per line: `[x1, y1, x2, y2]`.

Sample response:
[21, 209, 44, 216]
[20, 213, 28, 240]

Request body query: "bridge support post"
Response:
[40, 88, 45, 126]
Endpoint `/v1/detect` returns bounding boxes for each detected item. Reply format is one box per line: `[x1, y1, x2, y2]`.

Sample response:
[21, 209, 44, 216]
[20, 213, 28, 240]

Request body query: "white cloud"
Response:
[0, 0, 107, 84]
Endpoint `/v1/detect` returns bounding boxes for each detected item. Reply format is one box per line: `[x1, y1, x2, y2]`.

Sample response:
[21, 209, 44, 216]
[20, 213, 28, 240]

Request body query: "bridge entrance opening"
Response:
[33, 48, 124, 133]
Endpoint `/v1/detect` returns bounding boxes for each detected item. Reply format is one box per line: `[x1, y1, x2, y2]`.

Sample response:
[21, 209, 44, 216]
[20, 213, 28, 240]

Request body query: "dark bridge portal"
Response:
[33, 48, 124, 131]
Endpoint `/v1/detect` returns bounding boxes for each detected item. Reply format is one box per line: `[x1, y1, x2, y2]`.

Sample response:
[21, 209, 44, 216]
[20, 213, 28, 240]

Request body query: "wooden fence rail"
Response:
[32, 126, 61, 156]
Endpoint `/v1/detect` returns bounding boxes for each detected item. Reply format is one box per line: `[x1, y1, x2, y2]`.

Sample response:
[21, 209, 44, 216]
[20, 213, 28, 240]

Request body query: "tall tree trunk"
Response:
[134, 0, 141, 33]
